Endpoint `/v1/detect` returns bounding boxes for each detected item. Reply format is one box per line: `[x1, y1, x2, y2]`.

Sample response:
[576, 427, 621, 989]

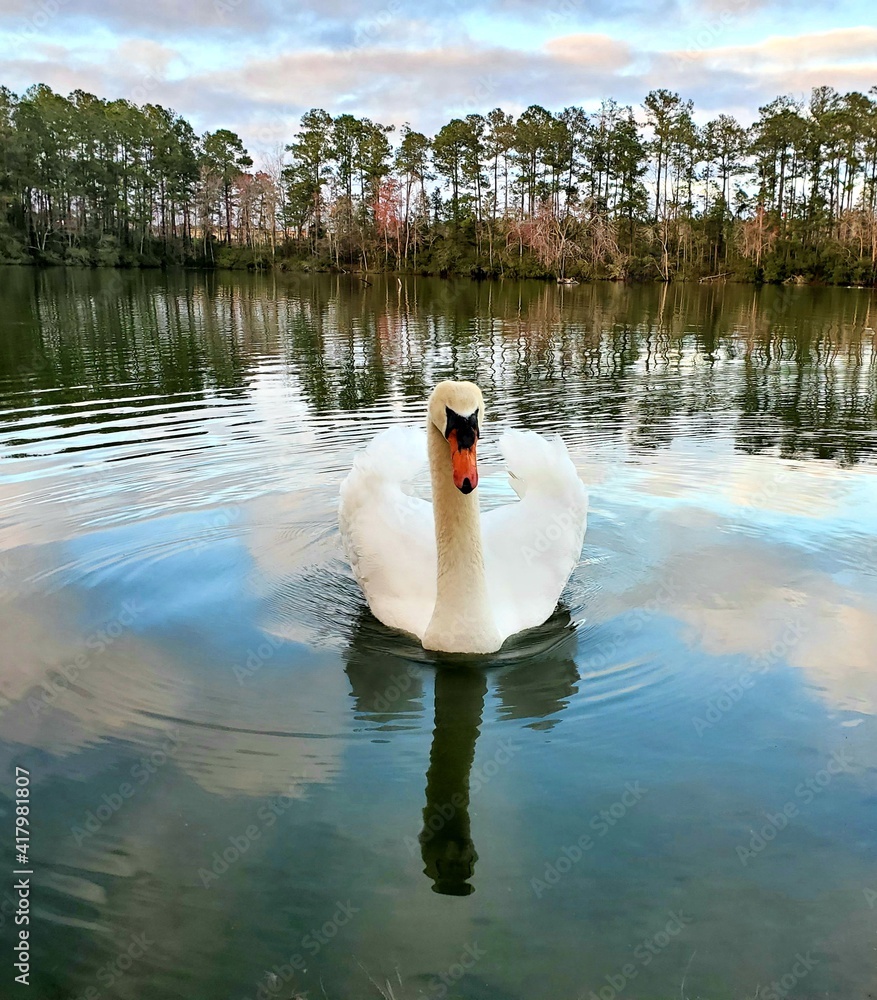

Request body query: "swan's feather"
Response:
[482, 430, 588, 641]
[338, 425, 436, 640]
[339, 425, 587, 649]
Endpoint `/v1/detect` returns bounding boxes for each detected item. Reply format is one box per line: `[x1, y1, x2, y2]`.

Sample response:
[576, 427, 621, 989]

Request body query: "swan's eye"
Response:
[445, 406, 479, 449]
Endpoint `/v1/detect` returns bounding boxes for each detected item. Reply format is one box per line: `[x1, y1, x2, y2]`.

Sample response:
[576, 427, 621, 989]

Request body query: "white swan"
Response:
[338, 381, 588, 654]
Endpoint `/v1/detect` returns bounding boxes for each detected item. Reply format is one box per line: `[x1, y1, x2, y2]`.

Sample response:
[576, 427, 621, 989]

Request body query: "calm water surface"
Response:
[1, 270, 876, 1000]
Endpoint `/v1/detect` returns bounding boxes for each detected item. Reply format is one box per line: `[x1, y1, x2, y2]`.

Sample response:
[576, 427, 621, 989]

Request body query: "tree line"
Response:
[1, 82, 876, 283]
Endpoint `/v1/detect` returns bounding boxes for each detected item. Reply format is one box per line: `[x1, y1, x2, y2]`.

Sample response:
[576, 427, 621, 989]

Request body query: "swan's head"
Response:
[428, 381, 484, 495]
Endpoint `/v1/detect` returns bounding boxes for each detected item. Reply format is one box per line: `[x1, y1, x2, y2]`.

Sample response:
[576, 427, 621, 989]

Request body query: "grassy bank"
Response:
[3, 234, 875, 287]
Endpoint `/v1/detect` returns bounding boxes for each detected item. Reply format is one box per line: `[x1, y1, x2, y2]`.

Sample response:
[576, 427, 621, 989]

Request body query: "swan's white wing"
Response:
[338, 426, 436, 640]
[482, 430, 588, 642]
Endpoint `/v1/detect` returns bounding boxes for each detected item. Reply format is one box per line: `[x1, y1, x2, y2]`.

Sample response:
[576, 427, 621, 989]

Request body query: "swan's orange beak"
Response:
[448, 430, 478, 494]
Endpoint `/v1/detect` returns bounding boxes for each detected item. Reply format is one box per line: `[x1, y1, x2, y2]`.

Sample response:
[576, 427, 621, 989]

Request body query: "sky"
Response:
[1, 0, 876, 156]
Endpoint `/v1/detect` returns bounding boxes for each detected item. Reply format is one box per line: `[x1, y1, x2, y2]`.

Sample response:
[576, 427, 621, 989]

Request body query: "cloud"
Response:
[207, 39, 640, 119]
[0, 35, 638, 140]
[676, 25, 877, 69]
[543, 33, 633, 69]
[114, 39, 180, 74]
[0, 21, 875, 148]
[654, 27, 877, 116]
[0, 0, 277, 42]
[495, 0, 678, 20]
[0, 0, 668, 48]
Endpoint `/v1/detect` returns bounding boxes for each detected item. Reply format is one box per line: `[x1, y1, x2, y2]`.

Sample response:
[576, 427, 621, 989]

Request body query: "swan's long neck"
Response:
[423, 423, 501, 653]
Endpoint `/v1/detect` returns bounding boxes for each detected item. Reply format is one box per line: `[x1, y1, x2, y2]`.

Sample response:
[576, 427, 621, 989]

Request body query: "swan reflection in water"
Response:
[418, 667, 485, 895]
[344, 607, 580, 895]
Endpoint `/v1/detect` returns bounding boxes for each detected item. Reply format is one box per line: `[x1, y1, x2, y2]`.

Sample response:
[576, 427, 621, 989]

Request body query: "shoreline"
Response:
[3, 260, 875, 289]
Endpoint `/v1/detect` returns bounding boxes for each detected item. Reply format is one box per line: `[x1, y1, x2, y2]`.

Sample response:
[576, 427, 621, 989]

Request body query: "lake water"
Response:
[1, 269, 876, 1000]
